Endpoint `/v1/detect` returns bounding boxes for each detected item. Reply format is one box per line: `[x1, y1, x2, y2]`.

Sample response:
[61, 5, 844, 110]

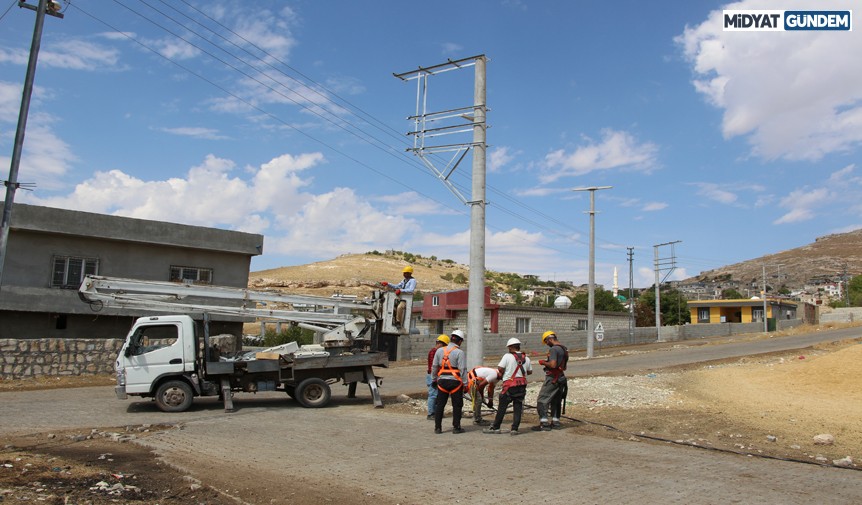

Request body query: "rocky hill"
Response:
[689, 229, 862, 289]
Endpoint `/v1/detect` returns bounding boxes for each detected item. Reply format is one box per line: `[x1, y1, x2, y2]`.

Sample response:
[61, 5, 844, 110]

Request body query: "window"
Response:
[577, 319, 588, 330]
[698, 308, 710, 323]
[432, 295, 439, 307]
[752, 308, 764, 322]
[128, 324, 179, 356]
[515, 317, 530, 333]
[170, 266, 212, 284]
[52, 256, 98, 289]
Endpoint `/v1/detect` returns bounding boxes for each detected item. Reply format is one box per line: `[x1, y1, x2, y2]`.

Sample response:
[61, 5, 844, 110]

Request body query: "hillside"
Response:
[690, 229, 862, 289]
[250, 252, 472, 297]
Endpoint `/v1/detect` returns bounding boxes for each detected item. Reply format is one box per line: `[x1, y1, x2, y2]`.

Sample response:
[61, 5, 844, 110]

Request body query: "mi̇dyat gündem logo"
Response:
[723, 10, 852, 31]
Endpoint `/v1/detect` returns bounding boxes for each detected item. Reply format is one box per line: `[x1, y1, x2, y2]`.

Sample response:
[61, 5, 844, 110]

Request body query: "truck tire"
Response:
[155, 380, 194, 413]
[295, 378, 331, 408]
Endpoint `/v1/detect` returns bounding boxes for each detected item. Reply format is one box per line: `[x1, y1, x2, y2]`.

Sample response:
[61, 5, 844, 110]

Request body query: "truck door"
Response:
[122, 322, 185, 394]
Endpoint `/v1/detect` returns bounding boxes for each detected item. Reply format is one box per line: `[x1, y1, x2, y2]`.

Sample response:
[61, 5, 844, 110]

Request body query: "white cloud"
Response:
[488, 146, 516, 173]
[441, 42, 463, 55]
[677, 1, 862, 161]
[158, 127, 229, 140]
[691, 182, 738, 205]
[774, 187, 829, 224]
[642, 202, 668, 212]
[24, 152, 434, 259]
[541, 129, 658, 183]
[0, 39, 120, 70]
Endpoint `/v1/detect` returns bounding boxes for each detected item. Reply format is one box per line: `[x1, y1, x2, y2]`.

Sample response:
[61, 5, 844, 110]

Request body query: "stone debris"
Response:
[833, 456, 854, 468]
[766, 435, 777, 442]
[813, 433, 835, 445]
[89, 480, 141, 495]
[396, 394, 412, 403]
[524, 374, 678, 409]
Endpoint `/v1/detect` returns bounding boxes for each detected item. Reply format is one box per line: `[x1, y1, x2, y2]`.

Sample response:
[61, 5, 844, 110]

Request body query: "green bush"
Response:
[261, 325, 315, 347]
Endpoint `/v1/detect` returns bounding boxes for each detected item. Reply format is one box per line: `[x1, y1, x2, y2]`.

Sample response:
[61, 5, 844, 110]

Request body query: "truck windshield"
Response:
[128, 324, 179, 356]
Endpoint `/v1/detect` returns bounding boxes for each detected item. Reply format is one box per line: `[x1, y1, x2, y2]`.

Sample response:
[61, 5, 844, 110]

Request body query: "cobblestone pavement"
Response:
[2, 326, 861, 504]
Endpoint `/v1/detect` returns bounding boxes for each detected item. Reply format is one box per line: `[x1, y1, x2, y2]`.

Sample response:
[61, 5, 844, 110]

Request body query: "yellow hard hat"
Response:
[542, 330, 556, 344]
[402, 266, 414, 274]
[436, 334, 450, 345]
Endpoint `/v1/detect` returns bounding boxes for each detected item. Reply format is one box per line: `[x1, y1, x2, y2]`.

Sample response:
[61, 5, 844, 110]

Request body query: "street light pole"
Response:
[573, 186, 611, 359]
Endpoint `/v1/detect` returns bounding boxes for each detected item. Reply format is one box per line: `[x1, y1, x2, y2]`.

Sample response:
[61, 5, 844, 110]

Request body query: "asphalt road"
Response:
[2, 326, 861, 504]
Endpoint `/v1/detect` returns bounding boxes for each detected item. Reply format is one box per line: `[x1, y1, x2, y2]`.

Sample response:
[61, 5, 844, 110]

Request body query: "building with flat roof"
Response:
[0, 203, 263, 339]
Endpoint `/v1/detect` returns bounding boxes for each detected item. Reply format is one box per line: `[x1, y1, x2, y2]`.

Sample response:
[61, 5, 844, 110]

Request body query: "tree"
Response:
[635, 287, 691, 326]
[569, 288, 626, 312]
[721, 288, 743, 299]
[849, 275, 862, 306]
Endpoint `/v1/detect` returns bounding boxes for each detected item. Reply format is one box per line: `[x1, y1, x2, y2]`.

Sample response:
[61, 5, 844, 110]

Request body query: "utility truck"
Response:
[78, 275, 413, 413]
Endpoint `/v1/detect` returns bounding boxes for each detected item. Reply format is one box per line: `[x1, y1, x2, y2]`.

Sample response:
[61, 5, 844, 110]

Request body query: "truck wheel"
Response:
[295, 378, 331, 408]
[155, 380, 194, 413]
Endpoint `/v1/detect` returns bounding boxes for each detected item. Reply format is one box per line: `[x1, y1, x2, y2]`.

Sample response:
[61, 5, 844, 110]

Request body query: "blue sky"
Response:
[1, 0, 859, 290]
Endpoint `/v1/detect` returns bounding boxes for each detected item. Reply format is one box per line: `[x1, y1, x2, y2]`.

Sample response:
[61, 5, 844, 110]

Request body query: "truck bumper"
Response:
[115, 385, 128, 400]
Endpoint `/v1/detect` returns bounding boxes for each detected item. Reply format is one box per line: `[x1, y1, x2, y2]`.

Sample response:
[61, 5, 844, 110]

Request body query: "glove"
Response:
[381, 281, 388, 286]
[395, 289, 401, 295]
[431, 380, 437, 388]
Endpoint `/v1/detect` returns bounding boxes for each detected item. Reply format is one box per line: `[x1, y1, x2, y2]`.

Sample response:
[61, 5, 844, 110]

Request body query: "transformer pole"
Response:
[0, 0, 62, 289]
[466, 56, 487, 370]
[627, 247, 634, 344]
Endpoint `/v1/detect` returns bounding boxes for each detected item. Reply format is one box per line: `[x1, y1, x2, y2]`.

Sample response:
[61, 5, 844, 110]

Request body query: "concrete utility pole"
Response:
[762, 264, 768, 333]
[0, 0, 63, 290]
[572, 186, 611, 359]
[395, 55, 487, 369]
[466, 57, 487, 370]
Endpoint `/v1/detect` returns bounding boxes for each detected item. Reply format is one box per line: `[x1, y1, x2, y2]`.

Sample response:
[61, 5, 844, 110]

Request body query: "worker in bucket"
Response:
[426, 334, 449, 420]
[466, 365, 500, 426]
[531, 331, 569, 431]
[381, 266, 417, 327]
[483, 337, 532, 435]
[431, 329, 467, 434]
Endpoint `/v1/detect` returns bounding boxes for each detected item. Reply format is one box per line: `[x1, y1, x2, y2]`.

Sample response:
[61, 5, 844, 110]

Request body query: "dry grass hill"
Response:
[250, 252, 472, 298]
[689, 229, 862, 289]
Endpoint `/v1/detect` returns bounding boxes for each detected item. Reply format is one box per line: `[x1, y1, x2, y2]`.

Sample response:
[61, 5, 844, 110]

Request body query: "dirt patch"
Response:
[0, 427, 233, 505]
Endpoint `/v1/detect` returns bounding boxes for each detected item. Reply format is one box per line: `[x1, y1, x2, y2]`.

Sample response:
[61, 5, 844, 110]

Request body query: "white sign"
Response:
[595, 332, 604, 342]
[595, 322, 604, 333]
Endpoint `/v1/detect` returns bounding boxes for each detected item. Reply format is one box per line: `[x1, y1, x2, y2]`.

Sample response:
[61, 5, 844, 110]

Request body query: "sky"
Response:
[0, 0, 860, 291]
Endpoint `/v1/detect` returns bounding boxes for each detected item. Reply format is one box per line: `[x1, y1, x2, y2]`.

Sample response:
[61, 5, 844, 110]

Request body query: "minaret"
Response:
[613, 267, 619, 298]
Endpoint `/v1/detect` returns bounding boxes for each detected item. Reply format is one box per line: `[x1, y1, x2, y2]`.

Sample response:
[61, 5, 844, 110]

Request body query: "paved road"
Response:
[2, 326, 861, 504]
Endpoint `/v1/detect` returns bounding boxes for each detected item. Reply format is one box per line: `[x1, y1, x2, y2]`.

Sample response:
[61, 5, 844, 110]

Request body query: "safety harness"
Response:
[546, 344, 569, 384]
[436, 346, 463, 394]
[501, 352, 527, 394]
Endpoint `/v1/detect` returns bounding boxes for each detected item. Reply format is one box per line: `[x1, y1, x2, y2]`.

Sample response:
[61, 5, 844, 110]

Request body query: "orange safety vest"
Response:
[501, 352, 527, 394]
[437, 346, 463, 394]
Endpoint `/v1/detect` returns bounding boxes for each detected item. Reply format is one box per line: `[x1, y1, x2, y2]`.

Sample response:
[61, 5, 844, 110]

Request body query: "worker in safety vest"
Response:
[467, 365, 500, 426]
[380, 266, 417, 327]
[426, 334, 449, 420]
[483, 337, 532, 435]
[531, 331, 569, 432]
[430, 329, 467, 434]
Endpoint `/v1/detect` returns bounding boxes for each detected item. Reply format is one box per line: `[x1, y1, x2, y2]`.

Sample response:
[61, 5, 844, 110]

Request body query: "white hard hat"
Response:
[506, 337, 521, 347]
[450, 329, 465, 340]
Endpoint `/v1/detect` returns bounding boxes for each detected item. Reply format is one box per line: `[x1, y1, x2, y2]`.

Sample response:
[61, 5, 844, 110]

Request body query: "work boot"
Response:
[551, 421, 562, 429]
[427, 414, 434, 420]
[452, 427, 465, 434]
[434, 427, 442, 434]
[530, 423, 551, 432]
[482, 427, 501, 434]
[510, 429, 520, 436]
[473, 419, 489, 426]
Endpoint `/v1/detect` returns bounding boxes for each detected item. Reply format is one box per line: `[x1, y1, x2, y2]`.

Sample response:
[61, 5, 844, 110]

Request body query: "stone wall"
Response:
[1, 338, 123, 379]
[820, 307, 862, 323]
